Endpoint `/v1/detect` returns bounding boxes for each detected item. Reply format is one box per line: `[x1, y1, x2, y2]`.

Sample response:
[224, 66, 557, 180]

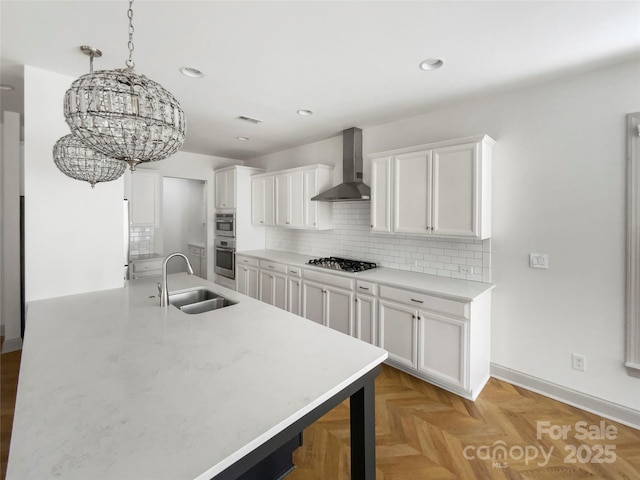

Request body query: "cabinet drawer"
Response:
[379, 285, 469, 319]
[259, 260, 287, 274]
[303, 269, 354, 290]
[188, 245, 204, 256]
[356, 280, 377, 296]
[237, 256, 259, 268]
[132, 259, 163, 273]
[287, 266, 302, 277]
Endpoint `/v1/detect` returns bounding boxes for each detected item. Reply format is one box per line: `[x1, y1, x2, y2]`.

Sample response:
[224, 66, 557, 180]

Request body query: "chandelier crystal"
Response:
[53, 134, 127, 188]
[63, 0, 186, 170]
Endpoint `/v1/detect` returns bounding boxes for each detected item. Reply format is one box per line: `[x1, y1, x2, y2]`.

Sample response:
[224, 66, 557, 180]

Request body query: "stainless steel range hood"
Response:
[311, 127, 371, 202]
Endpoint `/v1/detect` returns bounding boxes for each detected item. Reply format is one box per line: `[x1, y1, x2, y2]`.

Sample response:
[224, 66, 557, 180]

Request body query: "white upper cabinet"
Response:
[130, 170, 161, 227]
[253, 165, 333, 230]
[251, 175, 275, 226]
[393, 150, 431, 234]
[215, 168, 236, 209]
[369, 157, 392, 233]
[369, 135, 493, 239]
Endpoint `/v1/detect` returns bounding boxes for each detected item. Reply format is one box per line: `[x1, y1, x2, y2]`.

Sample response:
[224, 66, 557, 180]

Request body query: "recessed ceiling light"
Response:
[180, 67, 204, 78]
[0, 84, 15, 91]
[236, 136, 250, 141]
[297, 109, 313, 116]
[419, 58, 444, 71]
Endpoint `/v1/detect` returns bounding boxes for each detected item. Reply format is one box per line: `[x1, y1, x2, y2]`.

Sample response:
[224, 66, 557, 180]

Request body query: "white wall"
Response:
[24, 66, 124, 303]
[162, 177, 205, 274]
[248, 59, 640, 413]
[132, 151, 243, 279]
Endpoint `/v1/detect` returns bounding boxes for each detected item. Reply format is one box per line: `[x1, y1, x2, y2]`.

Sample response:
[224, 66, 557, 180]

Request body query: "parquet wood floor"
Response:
[288, 365, 640, 480]
[1, 341, 638, 480]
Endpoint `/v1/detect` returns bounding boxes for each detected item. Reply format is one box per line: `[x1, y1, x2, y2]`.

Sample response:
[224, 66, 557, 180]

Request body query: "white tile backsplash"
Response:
[130, 227, 155, 256]
[266, 202, 491, 282]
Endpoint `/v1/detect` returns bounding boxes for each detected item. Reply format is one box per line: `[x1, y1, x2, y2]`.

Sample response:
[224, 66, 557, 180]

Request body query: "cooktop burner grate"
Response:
[307, 257, 377, 273]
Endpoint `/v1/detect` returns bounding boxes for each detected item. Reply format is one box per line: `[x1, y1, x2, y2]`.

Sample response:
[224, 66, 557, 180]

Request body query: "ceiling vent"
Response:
[237, 115, 262, 124]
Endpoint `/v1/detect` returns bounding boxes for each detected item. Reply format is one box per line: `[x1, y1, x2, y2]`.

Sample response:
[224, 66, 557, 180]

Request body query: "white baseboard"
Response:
[1, 336, 23, 353]
[491, 363, 640, 430]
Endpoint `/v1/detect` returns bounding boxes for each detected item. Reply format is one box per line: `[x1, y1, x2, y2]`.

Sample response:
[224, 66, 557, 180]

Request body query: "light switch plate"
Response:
[529, 253, 549, 269]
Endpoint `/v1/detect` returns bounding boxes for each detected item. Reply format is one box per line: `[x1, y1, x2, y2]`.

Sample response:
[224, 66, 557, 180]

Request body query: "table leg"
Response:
[350, 377, 376, 479]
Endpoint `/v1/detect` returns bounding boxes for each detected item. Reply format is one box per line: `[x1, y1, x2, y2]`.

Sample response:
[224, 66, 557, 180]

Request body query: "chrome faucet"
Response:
[160, 252, 194, 307]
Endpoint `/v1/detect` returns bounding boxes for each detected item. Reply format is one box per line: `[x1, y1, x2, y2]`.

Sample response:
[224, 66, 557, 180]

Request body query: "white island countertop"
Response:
[7, 273, 387, 480]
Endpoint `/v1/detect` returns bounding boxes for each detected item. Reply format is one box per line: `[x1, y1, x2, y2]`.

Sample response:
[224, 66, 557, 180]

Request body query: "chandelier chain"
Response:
[126, 0, 135, 69]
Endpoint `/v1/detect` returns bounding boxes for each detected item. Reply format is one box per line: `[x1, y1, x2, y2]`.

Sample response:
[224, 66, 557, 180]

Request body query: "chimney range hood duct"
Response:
[311, 127, 371, 202]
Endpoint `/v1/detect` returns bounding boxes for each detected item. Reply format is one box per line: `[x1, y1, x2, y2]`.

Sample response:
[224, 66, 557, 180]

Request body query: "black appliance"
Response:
[307, 257, 377, 273]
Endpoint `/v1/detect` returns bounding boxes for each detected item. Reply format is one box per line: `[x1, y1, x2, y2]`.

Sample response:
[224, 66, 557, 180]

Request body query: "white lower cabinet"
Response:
[236, 256, 259, 299]
[286, 266, 302, 315]
[302, 270, 354, 335]
[258, 260, 287, 309]
[417, 312, 467, 390]
[302, 280, 325, 325]
[235, 253, 491, 401]
[378, 286, 490, 400]
[378, 300, 418, 370]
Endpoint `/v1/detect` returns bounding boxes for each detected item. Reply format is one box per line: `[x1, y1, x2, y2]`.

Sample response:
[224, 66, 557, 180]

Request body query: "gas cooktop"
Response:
[307, 257, 377, 273]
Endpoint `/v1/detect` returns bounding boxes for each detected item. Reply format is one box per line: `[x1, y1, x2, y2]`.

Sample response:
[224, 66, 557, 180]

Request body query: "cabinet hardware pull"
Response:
[412, 314, 416, 319]
[268, 265, 275, 269]
[286, 222, 290, 225]
[260, 220, 264, 224]
[290, 270, 297, 274]
[411, 298, 424, 303]
[271, 275, 274, 279]
[359, 286, 369, 290]
[355, 298, 358, 303]
[370, 224, 373, 228]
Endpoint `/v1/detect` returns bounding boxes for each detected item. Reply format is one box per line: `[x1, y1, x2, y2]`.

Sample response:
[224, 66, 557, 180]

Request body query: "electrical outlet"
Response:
[459, 265, 472, 274]
[530, 253, 549, 269]
[572, 353, 586, 372]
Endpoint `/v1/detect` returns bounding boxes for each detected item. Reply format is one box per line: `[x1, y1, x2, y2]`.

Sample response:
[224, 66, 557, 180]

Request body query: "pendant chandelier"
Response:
[53, 134, 127, 188]
[53, 46, 127, 188]
[63, 0, 186, 171]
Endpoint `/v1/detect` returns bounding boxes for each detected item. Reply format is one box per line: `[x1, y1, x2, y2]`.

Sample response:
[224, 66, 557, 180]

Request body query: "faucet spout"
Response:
[160, 252, 194, 307]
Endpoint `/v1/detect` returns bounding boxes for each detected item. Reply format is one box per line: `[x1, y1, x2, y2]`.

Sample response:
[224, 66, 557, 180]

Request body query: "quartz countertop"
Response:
[7, 273, 387, 480]
[130, 252, 164, 261]
[238, 249, 494, 301]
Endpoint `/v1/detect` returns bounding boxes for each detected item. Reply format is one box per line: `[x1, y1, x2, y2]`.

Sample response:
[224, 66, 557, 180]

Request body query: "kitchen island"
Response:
[7, 273, 387, 480]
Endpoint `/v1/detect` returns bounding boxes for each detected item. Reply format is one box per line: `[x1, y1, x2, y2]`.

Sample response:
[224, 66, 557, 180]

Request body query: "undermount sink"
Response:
[168, 288, 236, 314]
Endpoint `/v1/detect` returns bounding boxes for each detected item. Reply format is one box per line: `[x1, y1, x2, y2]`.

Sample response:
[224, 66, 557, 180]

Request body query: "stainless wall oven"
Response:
[214, 238, 235, 279]
[215, 213, 235, 238]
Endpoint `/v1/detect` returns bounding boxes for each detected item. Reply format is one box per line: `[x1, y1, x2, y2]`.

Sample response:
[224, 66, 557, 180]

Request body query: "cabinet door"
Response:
[246, 266, 259, 299]
[379, 300, 418, 369]
[431, 142, 478, 237]
[393, 151, 431, 234]
[236, 264, 248, 295]
[130, 171, 161, 227]
[259, 269, 274, 305]
[417, 312, 468, 389]
[355, 295, 377, 345]
[273, 272, 287, 310]
[370, 157, 391, 233]
[290, 171, 304, 228]
[252, 176, 275, 226]
[275, 173, 290, 227]
[215, 170, 235, 209]
[325, 286, 354, 336]
[302, 280, 325, 325]
[303, 169, 318, 229]
[287, 276, 302, 315]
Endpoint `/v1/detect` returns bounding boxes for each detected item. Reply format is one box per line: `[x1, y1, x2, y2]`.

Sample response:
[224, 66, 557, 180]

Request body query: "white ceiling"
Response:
[2, 1, 639, 160]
